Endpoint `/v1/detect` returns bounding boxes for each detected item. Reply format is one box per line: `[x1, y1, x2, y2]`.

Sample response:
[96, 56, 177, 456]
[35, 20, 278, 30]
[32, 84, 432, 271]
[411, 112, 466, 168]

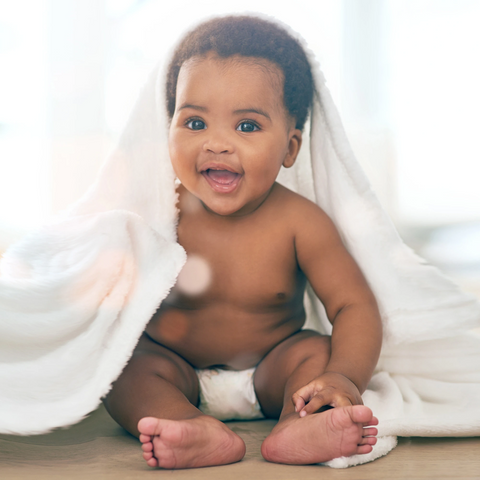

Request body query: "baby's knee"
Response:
[125, 351, 197, 394]
[295, 330, 331, 363]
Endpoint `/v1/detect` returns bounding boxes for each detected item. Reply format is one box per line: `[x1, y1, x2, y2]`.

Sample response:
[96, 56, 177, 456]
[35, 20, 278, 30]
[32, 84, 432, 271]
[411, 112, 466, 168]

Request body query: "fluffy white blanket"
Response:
[1, 17, 479, 468]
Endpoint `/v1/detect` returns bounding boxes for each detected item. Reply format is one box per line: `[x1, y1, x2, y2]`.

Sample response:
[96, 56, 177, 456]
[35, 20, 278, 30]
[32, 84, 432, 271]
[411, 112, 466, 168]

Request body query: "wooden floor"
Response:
[1, 405, 479, 480]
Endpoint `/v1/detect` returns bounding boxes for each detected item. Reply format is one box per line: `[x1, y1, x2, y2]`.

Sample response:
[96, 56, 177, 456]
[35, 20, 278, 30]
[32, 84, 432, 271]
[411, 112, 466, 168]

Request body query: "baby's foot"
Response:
[138, 415, 246, 469]
[261, 405, 378, 464]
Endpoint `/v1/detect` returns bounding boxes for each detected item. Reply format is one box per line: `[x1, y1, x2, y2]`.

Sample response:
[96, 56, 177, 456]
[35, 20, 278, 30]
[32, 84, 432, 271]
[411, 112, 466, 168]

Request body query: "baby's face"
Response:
[169, 53, 302, 217]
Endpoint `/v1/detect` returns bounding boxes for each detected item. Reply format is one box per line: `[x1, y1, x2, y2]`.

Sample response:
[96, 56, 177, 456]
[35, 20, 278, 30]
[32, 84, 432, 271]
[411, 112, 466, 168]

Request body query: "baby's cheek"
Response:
[253, 158, 283, 183]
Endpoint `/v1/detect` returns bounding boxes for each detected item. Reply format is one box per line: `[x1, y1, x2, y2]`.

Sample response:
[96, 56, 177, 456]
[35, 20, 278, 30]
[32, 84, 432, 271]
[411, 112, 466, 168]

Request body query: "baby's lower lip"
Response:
[201, 169, 242, 193]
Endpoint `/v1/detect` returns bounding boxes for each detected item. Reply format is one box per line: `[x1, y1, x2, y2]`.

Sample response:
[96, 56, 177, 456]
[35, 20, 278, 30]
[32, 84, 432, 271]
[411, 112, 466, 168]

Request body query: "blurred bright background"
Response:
[1, 0, 479, 292]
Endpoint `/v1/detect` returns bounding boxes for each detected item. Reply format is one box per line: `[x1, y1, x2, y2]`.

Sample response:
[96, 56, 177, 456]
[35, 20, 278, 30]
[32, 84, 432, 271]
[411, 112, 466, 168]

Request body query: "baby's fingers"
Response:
[299, 392, 343, 416]
[301, 393, 355, 416]
[299, 395, 326, 416]
[291, 385, 314, 413]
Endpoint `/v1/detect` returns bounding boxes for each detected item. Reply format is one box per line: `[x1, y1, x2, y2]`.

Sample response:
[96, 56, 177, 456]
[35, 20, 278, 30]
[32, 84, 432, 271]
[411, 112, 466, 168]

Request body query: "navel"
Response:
[276, 292, 287, 300]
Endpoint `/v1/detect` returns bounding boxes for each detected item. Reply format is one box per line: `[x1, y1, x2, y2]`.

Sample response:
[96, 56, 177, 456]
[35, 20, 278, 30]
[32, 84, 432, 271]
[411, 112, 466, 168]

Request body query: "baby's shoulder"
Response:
[270, 183, 341, 245]
[271, 183, 330, 223]
[269, 185, 347, 267]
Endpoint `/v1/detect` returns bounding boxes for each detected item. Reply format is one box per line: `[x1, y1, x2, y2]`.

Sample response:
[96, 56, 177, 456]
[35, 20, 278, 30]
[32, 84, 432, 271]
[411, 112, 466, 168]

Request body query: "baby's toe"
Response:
[139, 433, 152, 443]
[356, 444, 373, 455]
[142, 442, 153, 452]
[146, 456, 158, 468]
[143, 451, 154, 461]
[366, 416, 379, 426]
[138, 417, 160, 436]
[359, 436, 377, 446]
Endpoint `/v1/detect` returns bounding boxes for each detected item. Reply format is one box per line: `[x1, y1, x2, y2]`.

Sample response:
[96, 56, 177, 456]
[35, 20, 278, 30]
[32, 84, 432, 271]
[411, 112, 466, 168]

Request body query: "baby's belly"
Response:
[145, 302, 306, 370]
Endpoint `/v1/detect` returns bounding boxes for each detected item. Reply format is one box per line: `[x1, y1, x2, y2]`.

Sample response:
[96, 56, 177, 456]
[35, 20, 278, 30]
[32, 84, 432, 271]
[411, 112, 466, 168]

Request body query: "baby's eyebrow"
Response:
[234, 108, 271, 121]
[177, 104, 271, 121]
[178, 103, 208, 112]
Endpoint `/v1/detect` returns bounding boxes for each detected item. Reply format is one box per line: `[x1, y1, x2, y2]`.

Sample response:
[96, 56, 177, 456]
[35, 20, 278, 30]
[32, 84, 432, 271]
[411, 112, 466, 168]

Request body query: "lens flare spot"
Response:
[176, 254, 211, 296]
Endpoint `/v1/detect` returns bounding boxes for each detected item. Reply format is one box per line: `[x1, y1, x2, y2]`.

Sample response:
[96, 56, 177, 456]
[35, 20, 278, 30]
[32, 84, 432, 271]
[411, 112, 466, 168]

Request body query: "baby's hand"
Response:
[292, 372, 363, 417]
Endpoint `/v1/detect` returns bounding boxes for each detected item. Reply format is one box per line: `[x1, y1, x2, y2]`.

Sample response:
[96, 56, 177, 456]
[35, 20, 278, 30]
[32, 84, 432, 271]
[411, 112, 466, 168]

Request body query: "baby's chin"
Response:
[200, 194, 271, 217]
[199, 200, 249, 217]
[184, 181, 275, 217]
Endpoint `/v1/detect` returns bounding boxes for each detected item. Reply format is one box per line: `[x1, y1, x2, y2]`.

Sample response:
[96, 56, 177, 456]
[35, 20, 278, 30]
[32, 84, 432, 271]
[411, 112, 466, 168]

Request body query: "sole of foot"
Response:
[261, 405, 378, 465]
[138, 415, 246, 469]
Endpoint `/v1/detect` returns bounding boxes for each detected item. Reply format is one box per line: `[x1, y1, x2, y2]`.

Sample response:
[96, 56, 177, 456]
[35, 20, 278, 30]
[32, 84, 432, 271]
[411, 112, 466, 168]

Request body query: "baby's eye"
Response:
[236, 122, 259, 132]
[186, 119, 206, 130]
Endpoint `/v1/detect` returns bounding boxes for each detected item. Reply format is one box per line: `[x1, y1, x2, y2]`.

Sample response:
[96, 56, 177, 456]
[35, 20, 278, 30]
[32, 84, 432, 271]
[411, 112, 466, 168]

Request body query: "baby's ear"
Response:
[283, 129, 303, 168]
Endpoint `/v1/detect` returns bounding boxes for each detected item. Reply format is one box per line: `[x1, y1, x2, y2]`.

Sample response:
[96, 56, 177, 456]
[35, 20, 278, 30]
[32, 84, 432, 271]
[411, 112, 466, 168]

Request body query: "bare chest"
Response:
[170, 213, 303, 310]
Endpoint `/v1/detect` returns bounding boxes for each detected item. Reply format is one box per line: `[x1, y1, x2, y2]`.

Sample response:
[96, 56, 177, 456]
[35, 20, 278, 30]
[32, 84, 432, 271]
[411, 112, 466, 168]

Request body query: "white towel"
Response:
[1, 14, 479, 468]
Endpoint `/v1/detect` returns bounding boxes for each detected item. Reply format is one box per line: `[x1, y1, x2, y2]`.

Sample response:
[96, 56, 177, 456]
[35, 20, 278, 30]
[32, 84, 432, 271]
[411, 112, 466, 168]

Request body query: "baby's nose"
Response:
[203, 130, 234, 154]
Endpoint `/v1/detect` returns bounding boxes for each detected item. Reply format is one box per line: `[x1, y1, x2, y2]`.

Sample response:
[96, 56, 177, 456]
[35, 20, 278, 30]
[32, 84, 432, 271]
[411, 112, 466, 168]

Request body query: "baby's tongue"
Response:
[207, 169, 238, 184]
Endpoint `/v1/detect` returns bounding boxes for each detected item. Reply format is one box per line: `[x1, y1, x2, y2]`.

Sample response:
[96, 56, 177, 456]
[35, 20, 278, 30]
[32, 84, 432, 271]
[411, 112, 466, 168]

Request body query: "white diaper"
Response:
[195, 367, 265, 421]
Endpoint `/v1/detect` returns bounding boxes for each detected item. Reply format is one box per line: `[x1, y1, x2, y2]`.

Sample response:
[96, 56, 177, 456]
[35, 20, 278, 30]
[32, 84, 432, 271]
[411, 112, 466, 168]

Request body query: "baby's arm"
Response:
[293, 201, 382, 415]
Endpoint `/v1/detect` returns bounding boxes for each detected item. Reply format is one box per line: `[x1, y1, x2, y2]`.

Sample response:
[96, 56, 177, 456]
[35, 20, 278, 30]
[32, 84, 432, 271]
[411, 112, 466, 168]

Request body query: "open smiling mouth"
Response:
[201, 169, 242, 193]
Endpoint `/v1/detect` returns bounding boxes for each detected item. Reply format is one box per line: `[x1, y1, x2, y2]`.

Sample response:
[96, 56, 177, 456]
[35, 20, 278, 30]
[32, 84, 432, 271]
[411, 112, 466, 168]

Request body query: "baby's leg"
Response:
[103, 334, 245, 469]
[254, 330, 378, 464]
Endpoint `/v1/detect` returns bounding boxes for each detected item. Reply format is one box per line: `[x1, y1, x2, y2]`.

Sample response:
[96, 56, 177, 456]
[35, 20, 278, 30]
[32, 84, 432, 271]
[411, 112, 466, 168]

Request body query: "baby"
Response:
[103, 15, 382, 469]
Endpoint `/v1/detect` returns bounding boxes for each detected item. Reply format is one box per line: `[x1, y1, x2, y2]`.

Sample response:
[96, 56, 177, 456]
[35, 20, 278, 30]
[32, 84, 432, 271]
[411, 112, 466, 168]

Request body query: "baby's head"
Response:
[166, 15, 314, 131]
[166, 16, 315, 217]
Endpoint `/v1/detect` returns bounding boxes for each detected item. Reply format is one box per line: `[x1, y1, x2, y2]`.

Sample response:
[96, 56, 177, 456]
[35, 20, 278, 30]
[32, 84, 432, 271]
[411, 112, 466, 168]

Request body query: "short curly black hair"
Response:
[165, 15, 314, 131]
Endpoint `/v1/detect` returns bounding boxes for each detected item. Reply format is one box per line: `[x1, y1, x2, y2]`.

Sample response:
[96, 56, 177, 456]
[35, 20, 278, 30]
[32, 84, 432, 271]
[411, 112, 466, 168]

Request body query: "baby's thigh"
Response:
[108, 333, 199, 404]
[254, 330, 330, 417]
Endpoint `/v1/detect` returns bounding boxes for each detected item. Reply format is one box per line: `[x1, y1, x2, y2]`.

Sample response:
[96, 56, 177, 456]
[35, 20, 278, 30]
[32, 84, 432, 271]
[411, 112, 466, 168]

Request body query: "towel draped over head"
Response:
[1, 13, 480, 468]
